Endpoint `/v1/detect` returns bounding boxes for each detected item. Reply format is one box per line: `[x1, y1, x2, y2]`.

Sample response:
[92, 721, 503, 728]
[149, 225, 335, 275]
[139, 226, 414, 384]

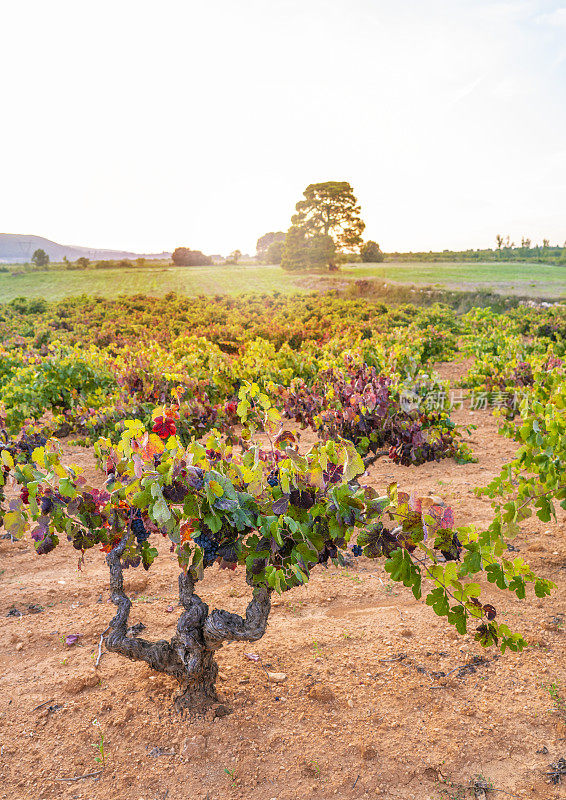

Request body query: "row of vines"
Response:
[1, 292, 565, 708]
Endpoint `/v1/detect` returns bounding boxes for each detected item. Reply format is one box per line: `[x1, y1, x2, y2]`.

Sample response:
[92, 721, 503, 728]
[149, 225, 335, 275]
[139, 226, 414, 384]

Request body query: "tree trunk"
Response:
[172, 649, 219, 712]
[105, 533, 271, 713]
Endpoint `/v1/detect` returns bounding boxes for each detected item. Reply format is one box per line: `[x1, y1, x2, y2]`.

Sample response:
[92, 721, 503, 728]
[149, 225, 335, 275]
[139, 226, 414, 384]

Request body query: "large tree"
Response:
[291, 181, 365, 253]
[265, 239, 284, 264]
[280, 228, 335, 271]
[256, 231, 285, 262]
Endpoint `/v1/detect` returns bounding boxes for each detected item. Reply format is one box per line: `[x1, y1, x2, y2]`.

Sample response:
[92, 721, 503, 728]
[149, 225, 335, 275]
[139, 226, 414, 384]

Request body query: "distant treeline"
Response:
[1, 246, 217, 273]
[384, 245, 566, 265]
[1, 258, 170, 274]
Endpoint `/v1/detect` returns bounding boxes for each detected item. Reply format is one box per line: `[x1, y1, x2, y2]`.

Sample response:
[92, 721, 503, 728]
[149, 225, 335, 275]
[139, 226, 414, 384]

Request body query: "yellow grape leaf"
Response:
[308, 468, 325, 489]
[240, 465, 257, 483]
[208, 480, 224, 497]
[32, 447, 46, 468]
[279, 471, 290, 494]
[1, 450, 14, 469]
[266, 407, 281, 423]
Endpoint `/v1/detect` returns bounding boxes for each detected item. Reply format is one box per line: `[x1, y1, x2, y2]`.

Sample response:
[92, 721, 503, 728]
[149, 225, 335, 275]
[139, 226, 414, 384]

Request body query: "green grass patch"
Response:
[0, 264, 310, 302]
[1, 260, 564, 302]
[341, 260, 566, 298]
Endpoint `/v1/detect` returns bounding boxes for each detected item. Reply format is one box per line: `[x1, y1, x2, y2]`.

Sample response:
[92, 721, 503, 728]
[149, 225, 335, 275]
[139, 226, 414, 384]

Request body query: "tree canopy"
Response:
[361, 240, 384, 263]
[291, 181, 365, 253]
[171, 247, 212, 267]
[256, 231, 285, 262]
[265, 239, 284, 264]
[31, 248, 49, 267]
[280, 228, 336, 271]
[225, 250, 242, 265]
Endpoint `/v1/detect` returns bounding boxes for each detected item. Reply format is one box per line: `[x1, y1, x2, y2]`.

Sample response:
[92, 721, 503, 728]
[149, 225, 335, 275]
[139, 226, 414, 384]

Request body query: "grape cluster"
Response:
[193, 534, 219, 566]
[16, 434, 48, 457]
[267, 470, 279, 488]
[352, 544, 363, 557]
[0, 431, 48, 465]
[318, 541, 338, 564]
[162, 481, 188, 503]
[131, 510, 150, 544]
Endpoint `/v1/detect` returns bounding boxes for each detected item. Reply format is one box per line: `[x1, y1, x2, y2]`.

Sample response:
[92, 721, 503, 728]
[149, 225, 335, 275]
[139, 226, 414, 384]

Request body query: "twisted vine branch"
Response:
[204, 587, 272, 649]
[104, 534, 273, 710]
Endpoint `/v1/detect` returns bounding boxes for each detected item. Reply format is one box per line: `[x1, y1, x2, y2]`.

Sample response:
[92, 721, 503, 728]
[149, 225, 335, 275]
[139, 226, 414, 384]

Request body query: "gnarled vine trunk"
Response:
[105, 534, 272, 712]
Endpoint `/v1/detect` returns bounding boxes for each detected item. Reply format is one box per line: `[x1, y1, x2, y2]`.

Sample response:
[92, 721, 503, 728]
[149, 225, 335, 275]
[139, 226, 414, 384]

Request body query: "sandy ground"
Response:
[0, 362, 565, 800]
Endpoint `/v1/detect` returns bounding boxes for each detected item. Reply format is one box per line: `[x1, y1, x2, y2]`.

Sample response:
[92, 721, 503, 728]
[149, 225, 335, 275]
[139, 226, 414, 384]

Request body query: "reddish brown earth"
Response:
[1, 363, 565, 800]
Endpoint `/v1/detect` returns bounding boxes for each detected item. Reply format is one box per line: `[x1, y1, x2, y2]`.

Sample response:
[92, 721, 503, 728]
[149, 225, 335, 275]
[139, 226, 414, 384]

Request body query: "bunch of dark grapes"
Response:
[318, 541, 338, 564]
[267, 470, 279, 488]
[162, 481, 188, 503]
[352, 544, 363, 557]
[131, 510, 150, 544]
[217, 541, 238, 562]
[193, 534, 219, 566]
[439, 531, 462, 562]
[17, 434, 47, 457]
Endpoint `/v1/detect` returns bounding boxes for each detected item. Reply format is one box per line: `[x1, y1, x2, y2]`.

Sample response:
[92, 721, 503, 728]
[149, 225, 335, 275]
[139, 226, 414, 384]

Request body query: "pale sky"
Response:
[1, 0, 566, 255]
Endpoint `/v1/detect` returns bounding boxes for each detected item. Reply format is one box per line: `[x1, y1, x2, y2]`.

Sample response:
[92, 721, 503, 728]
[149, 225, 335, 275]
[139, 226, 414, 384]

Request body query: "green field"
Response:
[0, 260, 564, 302]
[344, 261, 566, 297]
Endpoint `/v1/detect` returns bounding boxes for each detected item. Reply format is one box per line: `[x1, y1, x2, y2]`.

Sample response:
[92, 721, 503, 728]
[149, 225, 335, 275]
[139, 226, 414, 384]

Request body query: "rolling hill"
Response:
[0, 233, 170, 263]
